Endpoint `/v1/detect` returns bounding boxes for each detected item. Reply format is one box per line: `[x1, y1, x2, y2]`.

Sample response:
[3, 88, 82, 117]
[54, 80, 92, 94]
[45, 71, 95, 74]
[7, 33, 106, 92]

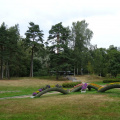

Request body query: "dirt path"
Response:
[0, 95, 32, 100]
[0, 91, 60, 100]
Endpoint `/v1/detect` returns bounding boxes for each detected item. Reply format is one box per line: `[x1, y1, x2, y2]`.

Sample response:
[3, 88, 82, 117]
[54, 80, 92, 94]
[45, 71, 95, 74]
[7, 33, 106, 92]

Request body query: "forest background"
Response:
[0, 20, 120, 80]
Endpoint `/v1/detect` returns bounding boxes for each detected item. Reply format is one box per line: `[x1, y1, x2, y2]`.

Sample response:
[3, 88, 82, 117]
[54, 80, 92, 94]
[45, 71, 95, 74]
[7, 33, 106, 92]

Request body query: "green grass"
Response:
[102, 88, 120, 97]
[0, 86, 39, 98]
[1, 76, 120, 120]
[0, 92, 120, 120]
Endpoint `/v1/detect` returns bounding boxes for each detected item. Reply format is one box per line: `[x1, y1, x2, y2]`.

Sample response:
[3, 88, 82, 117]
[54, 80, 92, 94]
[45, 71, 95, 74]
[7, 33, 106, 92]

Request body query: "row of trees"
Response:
[0, 20, 120, 79]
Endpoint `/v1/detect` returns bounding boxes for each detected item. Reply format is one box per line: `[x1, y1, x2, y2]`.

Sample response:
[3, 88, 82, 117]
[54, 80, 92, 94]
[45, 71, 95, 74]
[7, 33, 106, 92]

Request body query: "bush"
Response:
[34, 69, 48, 76]
[62, 82, 82, 88]
[103, 79, 120, 83]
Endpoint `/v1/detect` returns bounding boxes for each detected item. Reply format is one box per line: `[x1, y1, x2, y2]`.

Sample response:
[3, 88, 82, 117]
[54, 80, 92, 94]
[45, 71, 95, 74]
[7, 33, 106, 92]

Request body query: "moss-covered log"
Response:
[35, 87, 69, 97]
[98, 84, 120, 92]
[71, 86, 82, 92]
[71, 84, 99, 92]
[87, 85, 99, 91]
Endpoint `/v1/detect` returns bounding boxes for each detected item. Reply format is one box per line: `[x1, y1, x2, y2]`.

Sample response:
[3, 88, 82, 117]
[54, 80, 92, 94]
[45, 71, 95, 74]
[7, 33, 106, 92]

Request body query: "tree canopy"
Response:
[0, 20, 120, 79]
[25, 22, 44, 77]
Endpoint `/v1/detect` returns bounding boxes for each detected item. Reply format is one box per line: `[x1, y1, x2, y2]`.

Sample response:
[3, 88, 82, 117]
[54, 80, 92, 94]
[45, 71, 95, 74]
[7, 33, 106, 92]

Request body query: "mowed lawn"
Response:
[0, 75, 120, 120]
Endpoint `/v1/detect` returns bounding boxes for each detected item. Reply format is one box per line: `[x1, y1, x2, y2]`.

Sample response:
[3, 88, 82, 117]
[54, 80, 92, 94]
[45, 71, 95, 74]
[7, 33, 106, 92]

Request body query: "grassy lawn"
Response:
[0, 75, 120, 120]
[0, 77, 67, 98]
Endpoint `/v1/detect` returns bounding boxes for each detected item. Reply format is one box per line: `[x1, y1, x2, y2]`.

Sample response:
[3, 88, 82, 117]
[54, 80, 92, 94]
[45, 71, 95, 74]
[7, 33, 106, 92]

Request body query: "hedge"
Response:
[103, 79, 120, 83]
[62, 82, 82, 88]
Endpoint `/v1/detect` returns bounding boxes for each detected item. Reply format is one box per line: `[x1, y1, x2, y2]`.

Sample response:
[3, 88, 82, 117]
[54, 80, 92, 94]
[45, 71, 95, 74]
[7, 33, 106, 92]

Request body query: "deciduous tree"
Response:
[71, 20, 93, 75]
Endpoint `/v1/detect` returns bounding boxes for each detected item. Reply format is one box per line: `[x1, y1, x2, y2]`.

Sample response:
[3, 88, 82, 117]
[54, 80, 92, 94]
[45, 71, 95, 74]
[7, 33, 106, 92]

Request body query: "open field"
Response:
[0, 75, 120, 120]
[75, 75, 103, 83]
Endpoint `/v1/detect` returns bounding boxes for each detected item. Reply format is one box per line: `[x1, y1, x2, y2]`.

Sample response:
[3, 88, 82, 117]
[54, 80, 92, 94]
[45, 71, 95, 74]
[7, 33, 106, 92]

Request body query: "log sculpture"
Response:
[98, 84, 120, 92]
[34, 87, 69, 97]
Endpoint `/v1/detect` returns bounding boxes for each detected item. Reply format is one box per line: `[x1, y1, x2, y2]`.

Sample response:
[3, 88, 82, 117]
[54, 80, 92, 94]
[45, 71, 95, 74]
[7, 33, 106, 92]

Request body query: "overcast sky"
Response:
[0, 0, 120, 48]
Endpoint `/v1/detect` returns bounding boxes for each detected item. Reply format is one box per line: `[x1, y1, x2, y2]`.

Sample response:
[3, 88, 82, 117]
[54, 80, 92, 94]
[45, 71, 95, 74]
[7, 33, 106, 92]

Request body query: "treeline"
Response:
[0, 20, 120, 79]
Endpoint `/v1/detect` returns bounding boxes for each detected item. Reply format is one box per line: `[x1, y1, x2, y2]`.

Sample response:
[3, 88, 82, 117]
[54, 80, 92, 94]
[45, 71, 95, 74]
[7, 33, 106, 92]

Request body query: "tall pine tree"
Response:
[48, 22, 71, 79]
[25, 22, 44, 77]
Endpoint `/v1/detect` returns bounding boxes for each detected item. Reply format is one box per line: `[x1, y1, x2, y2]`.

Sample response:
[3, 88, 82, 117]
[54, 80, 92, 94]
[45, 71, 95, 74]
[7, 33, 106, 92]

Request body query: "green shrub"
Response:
[34, 69, 48, 76]
[62, 82, 82, 88]
[103, 79, 120, 83]
[116, 74, 120, 79]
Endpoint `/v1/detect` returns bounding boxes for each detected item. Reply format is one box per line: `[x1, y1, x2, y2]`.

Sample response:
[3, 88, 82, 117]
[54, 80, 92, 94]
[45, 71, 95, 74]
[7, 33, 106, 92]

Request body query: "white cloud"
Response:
[0, 0, 120, 48]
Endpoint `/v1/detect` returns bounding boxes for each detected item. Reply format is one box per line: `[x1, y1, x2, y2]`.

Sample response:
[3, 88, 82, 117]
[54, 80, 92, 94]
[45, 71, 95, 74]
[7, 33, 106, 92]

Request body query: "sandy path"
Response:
[0, 91, 60, 100]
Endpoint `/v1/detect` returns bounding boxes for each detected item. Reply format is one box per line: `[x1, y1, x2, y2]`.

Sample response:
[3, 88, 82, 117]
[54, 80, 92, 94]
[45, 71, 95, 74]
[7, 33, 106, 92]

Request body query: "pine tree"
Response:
[48, 22, 71, 79]
[25, 22, 44, 77]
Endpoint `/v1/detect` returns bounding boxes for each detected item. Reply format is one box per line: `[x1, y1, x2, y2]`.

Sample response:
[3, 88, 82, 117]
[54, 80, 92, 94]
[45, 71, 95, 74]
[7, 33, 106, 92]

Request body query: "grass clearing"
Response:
[0, 77, 67, 87]
[0, 77, 69, 98]
[0, 75, 120, 120]
[0, 94, 120, 120]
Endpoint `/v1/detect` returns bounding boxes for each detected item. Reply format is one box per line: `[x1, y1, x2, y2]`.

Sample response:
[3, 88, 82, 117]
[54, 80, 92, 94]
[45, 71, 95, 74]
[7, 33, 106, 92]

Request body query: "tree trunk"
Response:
[6, 62, 10, 79]
[81, 68, 83, 75]
[8, 64, 10, 79]
[56, 34, 59, 80]
[0, 45, 3, 79]
[56, 69, 59, 80]
[74, 66, 75, 77]
[77, 68, 78, 75]
[57, 34, 59, 54]
[0, 58, 3, 79]
[30, 47, 33, 77]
